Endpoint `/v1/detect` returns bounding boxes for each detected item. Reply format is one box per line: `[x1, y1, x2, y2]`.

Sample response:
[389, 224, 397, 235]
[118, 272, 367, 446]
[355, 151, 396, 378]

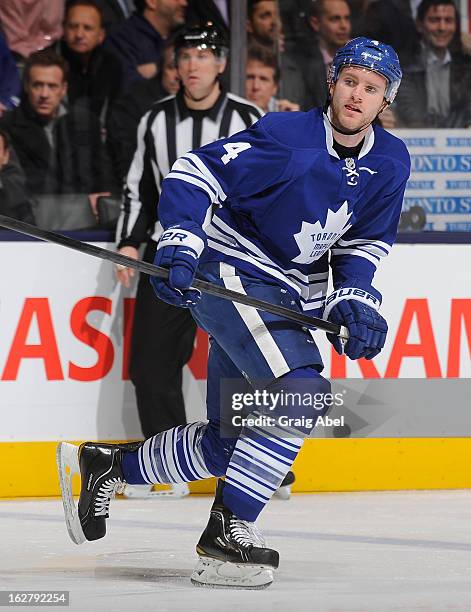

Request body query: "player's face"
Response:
[330, 66, 387, 132]
[161, 47, 180, 95]
[418, 4, 456, 51]
[310, 0, 351, 50]
[248, 1, 281, 46]
[64, 5, 105, 54]
[177, 47, 226, 98]
[26, 66, 68, 119]
[245, 60, 277, 112]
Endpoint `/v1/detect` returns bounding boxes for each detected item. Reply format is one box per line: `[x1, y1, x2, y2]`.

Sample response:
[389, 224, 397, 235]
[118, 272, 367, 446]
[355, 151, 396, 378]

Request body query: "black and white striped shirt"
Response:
[116, 88, 262, 248]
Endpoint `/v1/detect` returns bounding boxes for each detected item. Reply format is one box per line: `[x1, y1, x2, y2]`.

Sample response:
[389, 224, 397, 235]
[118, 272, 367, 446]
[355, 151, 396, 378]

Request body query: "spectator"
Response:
[93, 0, 136, 32]
[0, 50, 114, 202]
[245, 45, 299, 112]
[247, 0, 283, 51]
[186, 0, 230, 39]
[301, 0, 352, 109]
[108, 41, 180, 180]
[394, 0, 471, 127]
[105, 0, 187, 91]
[247, 0, 306, 106]
[0, 31, 21, 116]
[0, 128, 35, 223]
[359, 1, 420, 63]
[60, 0, 122, 125]
[0, 0, 64, 60]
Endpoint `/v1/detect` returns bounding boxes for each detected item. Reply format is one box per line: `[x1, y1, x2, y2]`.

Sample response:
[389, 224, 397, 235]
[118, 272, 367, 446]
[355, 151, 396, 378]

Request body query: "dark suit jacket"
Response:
[186, 0, 230, 38]
[300, 45, 329, 110]
[59, 41, 122, 124]
[0, 100, 115, 195]
[94, 0, 128, 32]
[104, 13, 164, 91]
[394, 51, 471, 128]
[0, 151, 34, 223]
[360, 0, 419, 64]
[108, 78, 170, 180]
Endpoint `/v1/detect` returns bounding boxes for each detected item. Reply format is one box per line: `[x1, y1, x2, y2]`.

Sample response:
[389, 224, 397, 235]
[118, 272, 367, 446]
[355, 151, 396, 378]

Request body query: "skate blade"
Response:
[273, 484, 291, 500]
[123, 483, 190, 499]
[56, 442, 86, 545]
[190, 557, 274, 589]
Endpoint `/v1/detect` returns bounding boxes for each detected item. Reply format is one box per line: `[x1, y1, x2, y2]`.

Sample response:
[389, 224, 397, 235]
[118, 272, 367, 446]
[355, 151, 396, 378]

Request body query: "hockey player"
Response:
[57, 38, 410, 589]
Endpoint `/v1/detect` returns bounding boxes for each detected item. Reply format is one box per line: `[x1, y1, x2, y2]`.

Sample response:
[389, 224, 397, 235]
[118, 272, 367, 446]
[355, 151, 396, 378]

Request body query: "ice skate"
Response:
[191, 480, 279, 589]
[122, 482, 190, 499]
[57, 441, 140, 545]
[274, 470, 295, 500]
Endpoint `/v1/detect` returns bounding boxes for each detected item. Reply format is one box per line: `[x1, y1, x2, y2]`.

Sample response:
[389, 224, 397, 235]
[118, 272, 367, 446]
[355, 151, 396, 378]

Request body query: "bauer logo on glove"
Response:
[324, 282, 388, 361]
[151, 222, 207, 308]
[324, 287, 380, 310]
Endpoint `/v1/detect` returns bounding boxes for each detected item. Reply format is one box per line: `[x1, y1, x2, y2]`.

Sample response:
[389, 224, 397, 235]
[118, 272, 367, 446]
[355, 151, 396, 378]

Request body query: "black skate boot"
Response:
[191, 480, 279, 589]
[57, 441, 141, 545]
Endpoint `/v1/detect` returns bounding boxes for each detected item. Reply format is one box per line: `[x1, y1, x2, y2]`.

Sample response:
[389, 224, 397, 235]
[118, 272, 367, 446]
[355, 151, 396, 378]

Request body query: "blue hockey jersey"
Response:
[158, 107, 411, 316]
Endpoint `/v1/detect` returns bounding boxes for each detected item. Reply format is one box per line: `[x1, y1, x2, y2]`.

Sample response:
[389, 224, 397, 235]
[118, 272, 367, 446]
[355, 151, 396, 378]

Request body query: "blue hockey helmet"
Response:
[328, 37, 402, 103]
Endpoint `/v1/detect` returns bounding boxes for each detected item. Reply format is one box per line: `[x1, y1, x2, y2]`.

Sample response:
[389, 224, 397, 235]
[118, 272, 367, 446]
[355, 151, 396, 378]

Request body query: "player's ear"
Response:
[309, 15, 320, 33]
[218, 56, 227, 75]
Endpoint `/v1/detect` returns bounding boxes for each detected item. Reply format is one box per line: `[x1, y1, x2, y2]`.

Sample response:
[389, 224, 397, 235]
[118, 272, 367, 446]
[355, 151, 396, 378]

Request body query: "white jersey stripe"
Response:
[185, 152, 227, 201]
[222, 274, 290, 378]
[166, 172, 216, 201]
[209, 238, 305, 297]
[337, 237, 391, 253]
[331, 248, 380, 266]
[211, 215, 329, 283]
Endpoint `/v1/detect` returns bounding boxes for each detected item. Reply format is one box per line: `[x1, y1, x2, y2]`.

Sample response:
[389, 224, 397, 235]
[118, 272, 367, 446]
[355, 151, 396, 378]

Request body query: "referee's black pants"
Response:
[129, 240, 197, 438]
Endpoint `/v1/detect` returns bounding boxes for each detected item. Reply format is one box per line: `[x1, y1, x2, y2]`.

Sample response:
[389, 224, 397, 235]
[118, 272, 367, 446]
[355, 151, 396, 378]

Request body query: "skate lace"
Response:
[229, 517, 266, 549]
[94, 478, 125, 517]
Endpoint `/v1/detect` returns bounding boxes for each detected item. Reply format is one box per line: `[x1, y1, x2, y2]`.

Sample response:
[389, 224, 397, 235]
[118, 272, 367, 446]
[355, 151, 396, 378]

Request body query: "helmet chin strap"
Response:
[324, 99, 387, 137]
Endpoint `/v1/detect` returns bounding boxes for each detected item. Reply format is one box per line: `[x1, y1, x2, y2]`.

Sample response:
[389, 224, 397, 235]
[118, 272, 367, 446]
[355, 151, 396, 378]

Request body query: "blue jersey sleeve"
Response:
[158, 118, 293, 229]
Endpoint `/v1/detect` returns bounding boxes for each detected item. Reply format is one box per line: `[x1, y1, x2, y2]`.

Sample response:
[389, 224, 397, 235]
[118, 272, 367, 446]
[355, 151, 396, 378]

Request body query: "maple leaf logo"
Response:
[292, 200, 353, 264]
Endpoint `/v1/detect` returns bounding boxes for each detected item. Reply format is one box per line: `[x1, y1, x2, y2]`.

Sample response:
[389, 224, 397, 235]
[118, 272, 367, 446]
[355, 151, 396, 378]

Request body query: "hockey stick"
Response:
[0, 215, 348, 339]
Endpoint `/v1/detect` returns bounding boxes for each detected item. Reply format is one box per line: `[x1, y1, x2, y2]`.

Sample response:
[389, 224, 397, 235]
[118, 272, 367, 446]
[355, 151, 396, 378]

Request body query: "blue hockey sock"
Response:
[222, 367, 331, 521]
[223, 419, 304, 521]
[121, 449, 147, 484]
[122, 422, 214, 484]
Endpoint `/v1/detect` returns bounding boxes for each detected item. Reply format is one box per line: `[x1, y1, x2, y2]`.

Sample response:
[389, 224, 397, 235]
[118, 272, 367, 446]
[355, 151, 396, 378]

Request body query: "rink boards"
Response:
[0, 239, 470, 497]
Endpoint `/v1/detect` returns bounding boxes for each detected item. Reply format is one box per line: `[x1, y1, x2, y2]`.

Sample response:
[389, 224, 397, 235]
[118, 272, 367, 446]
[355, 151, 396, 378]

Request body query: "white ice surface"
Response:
[2, 490, 471, 611]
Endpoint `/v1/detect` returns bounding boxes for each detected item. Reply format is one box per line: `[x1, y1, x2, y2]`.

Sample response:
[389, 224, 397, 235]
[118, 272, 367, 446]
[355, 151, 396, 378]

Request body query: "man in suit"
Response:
[393, 0, 471, 127]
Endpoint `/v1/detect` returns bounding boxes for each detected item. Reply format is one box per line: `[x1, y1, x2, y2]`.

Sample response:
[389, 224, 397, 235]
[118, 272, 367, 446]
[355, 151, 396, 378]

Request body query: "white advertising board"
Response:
[0, 241, 469, 442]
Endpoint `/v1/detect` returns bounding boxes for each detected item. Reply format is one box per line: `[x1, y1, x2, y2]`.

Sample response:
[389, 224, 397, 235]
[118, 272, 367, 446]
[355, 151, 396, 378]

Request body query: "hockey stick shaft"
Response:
[0, 215, 348, 339]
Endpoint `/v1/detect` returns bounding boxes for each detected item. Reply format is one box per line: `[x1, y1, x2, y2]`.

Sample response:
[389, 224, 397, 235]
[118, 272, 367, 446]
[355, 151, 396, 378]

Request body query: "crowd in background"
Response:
[0, 0, 469, 230]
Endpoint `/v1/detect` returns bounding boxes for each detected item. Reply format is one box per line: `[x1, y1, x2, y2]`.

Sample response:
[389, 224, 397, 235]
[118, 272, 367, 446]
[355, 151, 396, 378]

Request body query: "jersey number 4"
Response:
[221, 142, 252, 165]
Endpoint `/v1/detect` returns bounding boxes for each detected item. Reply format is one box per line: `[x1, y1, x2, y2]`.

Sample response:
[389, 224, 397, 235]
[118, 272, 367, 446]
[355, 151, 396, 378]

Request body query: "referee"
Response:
[115, 23, 262, 496]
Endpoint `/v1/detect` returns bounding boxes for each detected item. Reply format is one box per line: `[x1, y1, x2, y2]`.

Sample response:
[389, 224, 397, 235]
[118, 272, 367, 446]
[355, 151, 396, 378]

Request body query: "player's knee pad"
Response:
[265, 366, 332, 435]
